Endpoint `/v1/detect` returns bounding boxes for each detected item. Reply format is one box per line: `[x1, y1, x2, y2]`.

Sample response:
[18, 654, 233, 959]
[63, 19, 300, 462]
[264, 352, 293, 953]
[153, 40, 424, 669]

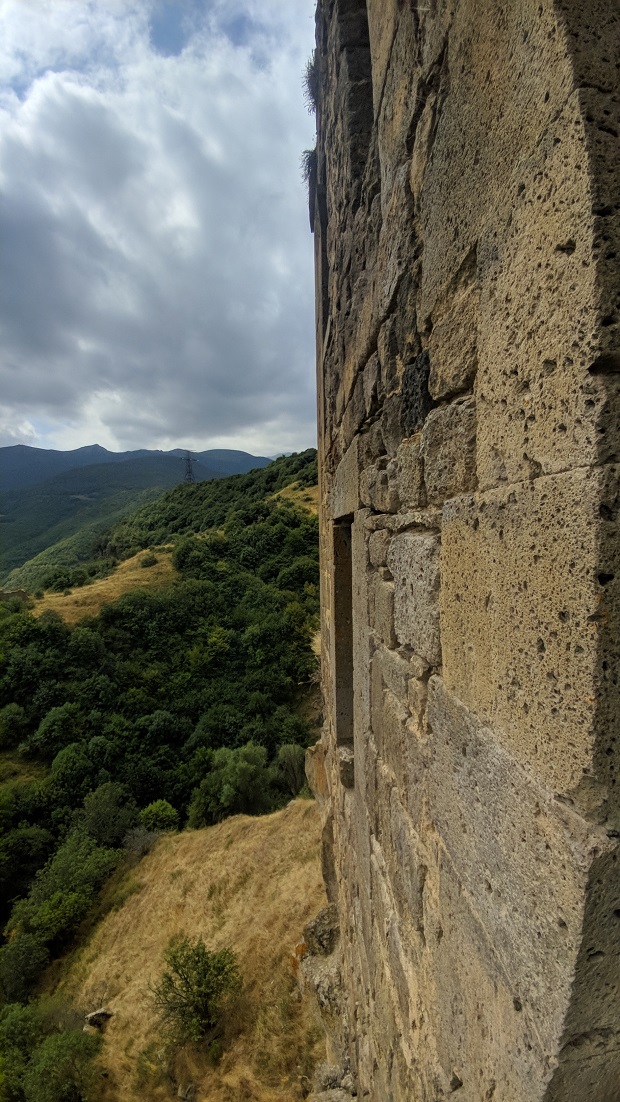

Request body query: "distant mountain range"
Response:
[0, 445, 271, 580]
[0, 444, 270, 493]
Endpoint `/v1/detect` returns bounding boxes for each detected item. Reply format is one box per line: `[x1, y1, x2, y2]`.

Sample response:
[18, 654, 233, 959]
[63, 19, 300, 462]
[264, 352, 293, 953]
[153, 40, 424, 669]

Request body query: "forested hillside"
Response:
[0, 451, 320, 1062]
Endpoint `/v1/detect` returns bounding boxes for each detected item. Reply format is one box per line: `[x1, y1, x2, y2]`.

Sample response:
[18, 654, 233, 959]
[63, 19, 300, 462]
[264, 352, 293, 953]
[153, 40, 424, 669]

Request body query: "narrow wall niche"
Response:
[333, 519, 354, 750]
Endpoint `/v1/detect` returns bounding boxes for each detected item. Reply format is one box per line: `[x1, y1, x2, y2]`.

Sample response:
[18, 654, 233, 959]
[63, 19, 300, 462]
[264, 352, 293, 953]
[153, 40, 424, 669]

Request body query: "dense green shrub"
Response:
[22, 1029, 102, 1102]
[7, 832, 118, 952]
[187, 743, 278, 827]
[0, 934, 49, 1004]
[139, 800, 179, 833]
[81, 782, 138, 847]
[276, 743, 307, 797]
[152, 937, 241, 1042]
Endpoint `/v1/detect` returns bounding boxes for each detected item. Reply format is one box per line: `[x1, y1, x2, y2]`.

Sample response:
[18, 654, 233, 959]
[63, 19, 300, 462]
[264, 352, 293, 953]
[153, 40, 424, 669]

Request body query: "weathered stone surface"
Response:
[368, 527, 390, 567]
[304, 904, 340, 958]
[427, 676, 612, 1056]
[440, 469, 608, 810]
[420, 396, 477, 505]
[311, 0, 620, 1098]
[395, 434, 425, 509]
[387, 531, 440, 666]
[332, 436, 359, 520]
[427, 282, 479, 400]
[368, 571, 396, 649]
[360, 459, 400, 513]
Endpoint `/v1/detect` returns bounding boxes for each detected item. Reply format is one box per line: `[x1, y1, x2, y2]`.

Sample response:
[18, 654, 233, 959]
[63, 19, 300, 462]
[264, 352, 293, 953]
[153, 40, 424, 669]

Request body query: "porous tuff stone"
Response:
[420, 396, 477, 505]
[387, 531, 441, 666]
[309, 0, 620, 1098]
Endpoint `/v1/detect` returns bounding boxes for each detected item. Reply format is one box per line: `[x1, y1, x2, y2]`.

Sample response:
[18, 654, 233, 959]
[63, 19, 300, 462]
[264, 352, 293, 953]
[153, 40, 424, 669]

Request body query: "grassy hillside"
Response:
[4, 451, 317, 594]
[0, 456, 216, 581]
[60, 800, 326, 1102]
[31, 548, 176, 626]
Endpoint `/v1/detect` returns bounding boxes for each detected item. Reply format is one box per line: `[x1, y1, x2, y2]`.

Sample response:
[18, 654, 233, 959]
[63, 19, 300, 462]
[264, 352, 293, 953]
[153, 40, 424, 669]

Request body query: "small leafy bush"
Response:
[152, 936, 241, 1042]
[139, 800, 179, 833]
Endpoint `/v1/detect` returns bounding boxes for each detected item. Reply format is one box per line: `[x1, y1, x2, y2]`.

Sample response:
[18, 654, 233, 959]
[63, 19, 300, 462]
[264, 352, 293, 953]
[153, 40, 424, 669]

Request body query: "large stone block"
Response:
[427, 676, 611, 1058]
[440, 469, 605, 809]
[360, 459, 400, 513]
[426, 849, 550, 1102]
[427, 281, 479, 401]
[420, 396, 477, 505]
[396, 434, 426, 509]
[387, 531, 441, 665]
[332, 436, 359, 519]
[368, 571, 397, 648]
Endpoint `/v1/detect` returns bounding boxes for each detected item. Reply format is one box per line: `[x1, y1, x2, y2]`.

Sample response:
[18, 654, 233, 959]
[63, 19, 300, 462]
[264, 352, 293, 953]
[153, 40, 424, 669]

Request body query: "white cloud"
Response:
[0, 0, 317, 455]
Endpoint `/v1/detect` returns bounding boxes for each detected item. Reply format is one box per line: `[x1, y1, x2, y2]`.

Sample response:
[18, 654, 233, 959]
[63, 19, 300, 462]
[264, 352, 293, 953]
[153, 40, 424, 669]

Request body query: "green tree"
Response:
[276, 743, 307, 797]
[187, 743, 277, 827]
[0, 935, 49, 1004]
[0, 704, 27, 750]
[139, 800, 179, 833]
[0, 1002, 45, 1098]
[81, 783, 138, 847]
[22, 1030, 101, 1102]
[152, 937, 241, 1042]
[25, 704, 81, 759]
[6, 832, 118, 953]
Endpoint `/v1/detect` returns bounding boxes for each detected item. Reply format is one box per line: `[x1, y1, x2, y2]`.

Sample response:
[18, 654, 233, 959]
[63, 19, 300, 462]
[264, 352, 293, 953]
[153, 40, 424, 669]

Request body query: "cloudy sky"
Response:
[0, 0, 317, 456]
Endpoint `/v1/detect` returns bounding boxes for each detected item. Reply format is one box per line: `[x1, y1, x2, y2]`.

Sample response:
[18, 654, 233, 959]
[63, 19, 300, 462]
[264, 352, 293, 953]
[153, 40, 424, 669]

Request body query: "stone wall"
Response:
[309, 1, 620, 1099]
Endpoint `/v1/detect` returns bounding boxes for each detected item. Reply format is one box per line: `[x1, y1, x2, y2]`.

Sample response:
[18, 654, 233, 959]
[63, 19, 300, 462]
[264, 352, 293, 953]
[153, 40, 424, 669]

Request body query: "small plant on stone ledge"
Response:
[303, 50, 319, 113]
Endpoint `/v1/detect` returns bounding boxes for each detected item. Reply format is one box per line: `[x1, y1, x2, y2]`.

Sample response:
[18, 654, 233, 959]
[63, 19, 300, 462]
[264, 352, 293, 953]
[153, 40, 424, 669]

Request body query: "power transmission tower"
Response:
[183, 450, 197, 484]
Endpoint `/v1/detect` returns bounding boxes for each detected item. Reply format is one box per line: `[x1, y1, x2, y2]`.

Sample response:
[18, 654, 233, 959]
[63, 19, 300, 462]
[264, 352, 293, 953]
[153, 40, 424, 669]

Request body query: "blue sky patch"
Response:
[149, 2, 191, 57]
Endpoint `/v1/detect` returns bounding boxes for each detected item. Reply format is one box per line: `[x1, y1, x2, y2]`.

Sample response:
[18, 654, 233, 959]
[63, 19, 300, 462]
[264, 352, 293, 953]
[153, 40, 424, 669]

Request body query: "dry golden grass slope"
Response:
[31, 549, 175, 625]
[61, 800, 327, 1102]
[271, 482, 319, 516]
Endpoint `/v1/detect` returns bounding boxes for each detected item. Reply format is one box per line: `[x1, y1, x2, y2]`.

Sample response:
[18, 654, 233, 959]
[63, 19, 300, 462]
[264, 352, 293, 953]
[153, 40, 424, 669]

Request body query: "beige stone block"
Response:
[380, 688, 409, 794]
[440, 469, 605, 808]
[427, 849, 549, 1102]
[341, 372, 365, 450]
[396, 434, 426, 509]
[387, 531, 441, 665]
[360, 460, 400, 513]
[427, 283, 479, 401]
[427, 676, 611, 1057]
[331, 436, 359, 520]
[362, 351, 379, 418]
[417, 0, 576, 321]
[368, 527, 391, 567]
[388, 791, 427, 945]
[366, 0, 398, 114]
[474, 92, 603, 488]
[369, 572, 397, 649]
[337, 745, 355, 789]
[373, 645, 412, 702]
[352, 512, 372, 753]
[421, 396, 477, 505]
[407, 674, 428, 730]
